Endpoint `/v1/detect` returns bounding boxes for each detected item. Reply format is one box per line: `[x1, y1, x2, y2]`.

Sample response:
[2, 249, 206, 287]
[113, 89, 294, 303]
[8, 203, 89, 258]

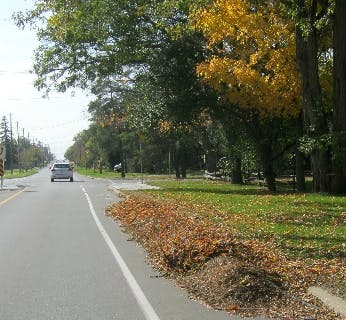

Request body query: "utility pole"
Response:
[9, 113, 14, 174]
[17, 122, 21, 172]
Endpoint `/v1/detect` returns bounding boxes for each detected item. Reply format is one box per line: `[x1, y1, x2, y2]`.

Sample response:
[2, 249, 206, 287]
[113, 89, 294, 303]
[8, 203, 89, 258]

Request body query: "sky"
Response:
[0, 0, 91, 160]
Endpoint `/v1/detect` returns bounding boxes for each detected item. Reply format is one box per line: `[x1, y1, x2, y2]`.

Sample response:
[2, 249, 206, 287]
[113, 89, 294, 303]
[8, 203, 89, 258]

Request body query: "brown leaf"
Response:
[226, 304, 240, 312]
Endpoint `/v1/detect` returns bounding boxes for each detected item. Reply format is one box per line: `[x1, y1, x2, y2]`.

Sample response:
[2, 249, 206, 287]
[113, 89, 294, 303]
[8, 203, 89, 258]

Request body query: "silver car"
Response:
[50, 163, 74, 182]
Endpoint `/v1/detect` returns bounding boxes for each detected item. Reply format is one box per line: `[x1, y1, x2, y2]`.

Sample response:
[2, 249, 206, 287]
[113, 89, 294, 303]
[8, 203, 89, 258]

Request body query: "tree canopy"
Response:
[14, 0, 346, 193]
[193, 0, 301, 118]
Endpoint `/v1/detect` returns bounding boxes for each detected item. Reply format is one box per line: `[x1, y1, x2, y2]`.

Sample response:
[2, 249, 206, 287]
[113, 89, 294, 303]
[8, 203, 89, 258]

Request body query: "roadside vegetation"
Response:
[74, 167, 204, 180]
[107, 177, 346, 319]
[0, 116, 54, 173]
[143, 179, 346, 261]
[4, 168, 38, 179]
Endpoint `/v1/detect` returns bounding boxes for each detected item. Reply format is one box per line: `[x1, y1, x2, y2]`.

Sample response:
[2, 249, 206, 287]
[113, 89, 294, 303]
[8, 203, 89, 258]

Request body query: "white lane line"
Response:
[81, 186, 161, 320]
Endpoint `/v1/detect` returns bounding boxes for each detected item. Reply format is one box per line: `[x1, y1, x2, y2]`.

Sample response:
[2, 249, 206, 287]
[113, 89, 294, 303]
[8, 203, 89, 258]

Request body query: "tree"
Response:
[281, 0, 346, 194]
[331, 0, 346, 193]
[13, 0, 171, 94]
[18, 137, 36, 170]
[0, 116, 12, 165]
[192, 0, 302, 191]
[293, 0, 332, 193]
[193, 0, 301, 118]
[15, 0, 212, 179]
[65, 131, 88, 167]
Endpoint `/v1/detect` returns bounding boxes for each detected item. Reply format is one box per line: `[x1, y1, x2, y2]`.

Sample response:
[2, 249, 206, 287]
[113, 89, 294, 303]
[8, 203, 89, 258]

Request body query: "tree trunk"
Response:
[295, 148, 306, 192]
[258, 141, 276, 192]
[181, 146, 187, 179]
[295, 115, 306, 192]
[175, 166, 181, 179]
[231, 156, 243, 184]
[99, 159, 103, 174]
[201, 132, 218, 172]
[310, 149, 331, 192]
[120, 139, 125, 178]
[332, 0, 346, 194]
[174, 141, 181, 179]
[295, 15, 330, 192]
[205, 151, 218, 173]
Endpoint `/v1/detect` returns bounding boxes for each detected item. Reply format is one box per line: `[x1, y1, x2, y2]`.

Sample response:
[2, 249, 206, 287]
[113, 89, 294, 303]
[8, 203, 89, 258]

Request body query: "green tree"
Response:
[18, 137, 35, 170]
[65, 131, 88, 167]
[331, 0, 346, 193]
[14, 0, 170, 94]
[280, 0, 346, 194]
[292, 0, 331, 193]
[0, 116, 12, 166]
[14, 0, 213, 178]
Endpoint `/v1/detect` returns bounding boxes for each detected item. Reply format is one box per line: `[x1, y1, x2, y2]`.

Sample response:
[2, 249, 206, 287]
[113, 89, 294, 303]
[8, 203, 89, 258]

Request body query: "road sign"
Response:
[0, 161, 4, 177]
[0, 145, 6, 160]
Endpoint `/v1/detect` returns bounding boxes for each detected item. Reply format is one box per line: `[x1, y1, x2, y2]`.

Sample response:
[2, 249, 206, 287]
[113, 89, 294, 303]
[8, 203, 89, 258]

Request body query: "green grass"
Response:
[75, 167, 205, 180]
[134, 179, 346, 261]
[4, 168, 38, 179]
[74, 169, 345, 261]
[75, 167, 157, 179]
[75, 167, 121, 179]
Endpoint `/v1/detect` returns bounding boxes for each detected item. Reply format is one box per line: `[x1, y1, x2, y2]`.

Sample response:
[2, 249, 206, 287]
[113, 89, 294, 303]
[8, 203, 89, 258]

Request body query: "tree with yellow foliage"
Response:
[193, 0, 301, 119]
[192, 0, 303, 191]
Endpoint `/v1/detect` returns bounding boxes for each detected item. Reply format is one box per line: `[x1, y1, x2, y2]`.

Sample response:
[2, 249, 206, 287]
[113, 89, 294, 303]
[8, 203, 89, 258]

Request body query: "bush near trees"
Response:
[14, 0, 346, 194]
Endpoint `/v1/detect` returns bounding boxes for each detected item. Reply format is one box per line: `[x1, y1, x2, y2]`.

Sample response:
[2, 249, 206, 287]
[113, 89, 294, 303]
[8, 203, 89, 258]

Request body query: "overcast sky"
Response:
[0, 0, 91, 159]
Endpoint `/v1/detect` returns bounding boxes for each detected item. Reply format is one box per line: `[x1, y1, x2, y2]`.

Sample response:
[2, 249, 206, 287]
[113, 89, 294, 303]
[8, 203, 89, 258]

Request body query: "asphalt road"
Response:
[0, 169, 269, 320]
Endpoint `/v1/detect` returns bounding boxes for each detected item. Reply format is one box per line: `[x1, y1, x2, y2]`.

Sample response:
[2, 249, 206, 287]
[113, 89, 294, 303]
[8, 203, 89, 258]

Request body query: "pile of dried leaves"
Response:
[107, 196, 345, 319]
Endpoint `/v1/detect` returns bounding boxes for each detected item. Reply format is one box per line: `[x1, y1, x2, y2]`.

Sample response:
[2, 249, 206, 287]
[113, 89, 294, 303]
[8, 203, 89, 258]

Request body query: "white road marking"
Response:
[81, 186, 161, 320]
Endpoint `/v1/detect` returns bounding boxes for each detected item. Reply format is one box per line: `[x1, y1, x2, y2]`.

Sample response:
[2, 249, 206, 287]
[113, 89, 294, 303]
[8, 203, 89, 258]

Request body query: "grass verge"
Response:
[75, 167, 205, 180]
[107, 178, 345, 319]
[142, 179, 346, 261]
[4, 168, 38, 179]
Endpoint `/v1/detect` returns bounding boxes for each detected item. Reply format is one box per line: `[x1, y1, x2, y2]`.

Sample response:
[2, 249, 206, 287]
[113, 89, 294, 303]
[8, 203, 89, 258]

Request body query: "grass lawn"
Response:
[4, 168, 38, 179]
[131, 179, 346, 262]
[75, 167, 152, 179]
[75, 167, 121, 179]
[75, 167, 205, 180]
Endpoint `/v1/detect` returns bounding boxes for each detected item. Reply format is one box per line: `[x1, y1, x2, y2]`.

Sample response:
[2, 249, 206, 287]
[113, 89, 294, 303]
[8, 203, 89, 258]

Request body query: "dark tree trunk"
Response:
[181, 146, 187, 179]
[295, 115, 306, 192]
[201, 132, 218, 172]
[332, 0, 346, 194]
[231, 156, 243, 184]
[174, 152, 181, 179]
[310, 149, 331, 192]
[295, 148, 306, 192]
[174, 140, 182, 179]
[258, 141, 276, 192]
[120, 139, 125, 178]
[295, 5, 330, 192]
[245, 115, 277, 192]
[205, 151, 218, 173]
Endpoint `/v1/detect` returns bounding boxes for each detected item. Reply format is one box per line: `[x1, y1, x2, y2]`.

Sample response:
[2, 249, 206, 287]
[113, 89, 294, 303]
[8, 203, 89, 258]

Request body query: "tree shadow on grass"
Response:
[281, 234, 346, 259]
